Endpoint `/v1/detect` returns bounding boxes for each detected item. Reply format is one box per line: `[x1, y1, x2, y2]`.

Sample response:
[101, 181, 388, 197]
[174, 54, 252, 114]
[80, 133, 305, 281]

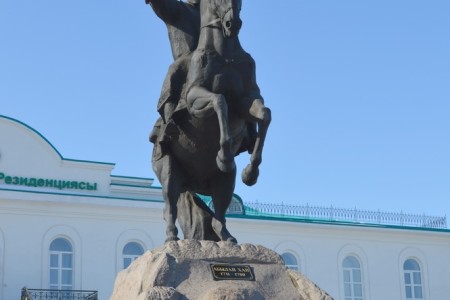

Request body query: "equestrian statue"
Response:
[146, 0, 271, 243]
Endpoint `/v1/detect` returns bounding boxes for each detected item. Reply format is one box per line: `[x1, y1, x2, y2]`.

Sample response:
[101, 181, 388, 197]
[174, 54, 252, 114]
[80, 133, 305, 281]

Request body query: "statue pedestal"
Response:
[110, 240, 333, 300]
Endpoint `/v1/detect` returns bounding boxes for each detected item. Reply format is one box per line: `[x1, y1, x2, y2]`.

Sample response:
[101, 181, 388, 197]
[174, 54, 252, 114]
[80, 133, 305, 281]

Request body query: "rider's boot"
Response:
[149, 118, 163, 144]
[150, 120, 178, 145]
[159, 119, 179, 145]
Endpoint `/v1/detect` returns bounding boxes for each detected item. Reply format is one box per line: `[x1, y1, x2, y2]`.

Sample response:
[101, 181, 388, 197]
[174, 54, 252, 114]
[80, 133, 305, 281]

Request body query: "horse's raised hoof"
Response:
[216, 151, 236, 173]
[242, 164, 259, 186]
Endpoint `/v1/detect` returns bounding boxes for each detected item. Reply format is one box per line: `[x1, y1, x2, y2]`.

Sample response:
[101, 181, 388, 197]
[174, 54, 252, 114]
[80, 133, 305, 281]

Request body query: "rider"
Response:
[146, 0, 200, 145]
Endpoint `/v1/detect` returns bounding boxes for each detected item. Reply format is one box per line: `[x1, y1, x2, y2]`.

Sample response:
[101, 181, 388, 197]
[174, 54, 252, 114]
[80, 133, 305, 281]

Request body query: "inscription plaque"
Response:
[210, 264, 255, 281]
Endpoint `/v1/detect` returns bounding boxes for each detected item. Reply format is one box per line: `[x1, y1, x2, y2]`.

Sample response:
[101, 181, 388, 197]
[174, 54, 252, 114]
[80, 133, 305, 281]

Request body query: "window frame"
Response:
[342, 255, 363, 300]
[337, 246, 369, 300]
[403, 258, 424, 300]
[122, 241, 145, 269]
[281, 252, 300, 272]
[49, 238, 74, 290]
[41, 226, 82, 291]
[115, 229, 152, 273]
[398, 249, 428, 300]
[274, 241, 306, 274]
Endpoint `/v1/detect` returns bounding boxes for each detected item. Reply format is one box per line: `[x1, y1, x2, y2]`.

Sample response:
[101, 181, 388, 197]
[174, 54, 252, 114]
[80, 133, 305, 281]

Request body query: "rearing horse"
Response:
[152, 0, 271, 243]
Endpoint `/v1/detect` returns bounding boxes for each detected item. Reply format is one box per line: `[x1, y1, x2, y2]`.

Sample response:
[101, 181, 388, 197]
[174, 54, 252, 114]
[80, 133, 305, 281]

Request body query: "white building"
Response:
[1, 115, 449, 300]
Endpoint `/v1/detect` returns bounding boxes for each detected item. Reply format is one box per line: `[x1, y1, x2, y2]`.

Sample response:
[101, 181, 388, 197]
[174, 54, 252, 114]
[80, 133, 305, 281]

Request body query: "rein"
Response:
[200, 17, 221, 30]
[200, 5, 237, 35]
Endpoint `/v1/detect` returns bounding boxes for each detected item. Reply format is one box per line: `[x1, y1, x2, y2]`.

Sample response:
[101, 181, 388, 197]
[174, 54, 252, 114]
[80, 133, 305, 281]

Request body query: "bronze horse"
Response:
[152, 0, 271, 243]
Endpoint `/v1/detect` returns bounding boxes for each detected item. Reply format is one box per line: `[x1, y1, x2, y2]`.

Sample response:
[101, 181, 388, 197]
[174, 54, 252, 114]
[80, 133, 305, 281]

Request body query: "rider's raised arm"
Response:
[145, 0, 181, 25]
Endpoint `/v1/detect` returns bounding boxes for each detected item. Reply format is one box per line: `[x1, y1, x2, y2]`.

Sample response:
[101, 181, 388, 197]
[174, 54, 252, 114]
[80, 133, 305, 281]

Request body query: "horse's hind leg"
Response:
[210, 172, 238, 243]
[241, 98, 271, 186]
[152, 153, 182, 242]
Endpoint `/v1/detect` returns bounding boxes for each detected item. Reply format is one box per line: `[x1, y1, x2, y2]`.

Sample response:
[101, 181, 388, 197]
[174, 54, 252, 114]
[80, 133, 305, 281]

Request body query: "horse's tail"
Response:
[177, 192, 220, 241]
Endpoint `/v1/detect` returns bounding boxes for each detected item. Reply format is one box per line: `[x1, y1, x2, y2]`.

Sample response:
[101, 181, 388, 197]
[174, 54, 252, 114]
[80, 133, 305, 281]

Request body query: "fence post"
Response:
[21, 287, 30, 300]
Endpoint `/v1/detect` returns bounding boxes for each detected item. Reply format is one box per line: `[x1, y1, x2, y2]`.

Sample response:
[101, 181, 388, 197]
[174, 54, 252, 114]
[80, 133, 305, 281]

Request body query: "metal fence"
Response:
[21, 288, 98, 300]
[244, 202, 447, 229]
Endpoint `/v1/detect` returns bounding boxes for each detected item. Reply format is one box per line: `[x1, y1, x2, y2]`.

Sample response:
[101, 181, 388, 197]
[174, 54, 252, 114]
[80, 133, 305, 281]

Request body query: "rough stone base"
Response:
[110, 240, 334, 300]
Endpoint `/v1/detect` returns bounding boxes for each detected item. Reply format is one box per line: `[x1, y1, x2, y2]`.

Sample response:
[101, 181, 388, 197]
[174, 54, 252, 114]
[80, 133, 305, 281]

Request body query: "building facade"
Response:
[1, 115, 449, 300]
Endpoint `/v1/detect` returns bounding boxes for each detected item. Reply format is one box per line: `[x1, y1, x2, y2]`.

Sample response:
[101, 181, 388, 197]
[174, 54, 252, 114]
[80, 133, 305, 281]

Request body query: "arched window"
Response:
[403, 259, 423, 299]
[281, 252, 299, 271]
[343, 256, 363, 300]
[123, 242, 144, 269]
[49, 238, 73, 291]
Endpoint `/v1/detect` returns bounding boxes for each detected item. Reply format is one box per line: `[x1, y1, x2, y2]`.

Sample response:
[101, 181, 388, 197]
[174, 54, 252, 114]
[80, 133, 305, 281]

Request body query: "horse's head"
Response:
[209, 0, 242, 38]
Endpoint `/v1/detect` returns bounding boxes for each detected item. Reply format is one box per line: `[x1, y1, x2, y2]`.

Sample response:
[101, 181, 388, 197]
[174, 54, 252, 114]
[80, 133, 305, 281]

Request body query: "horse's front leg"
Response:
[187, 86, 235, 172]
[241, 98, 271, 186]
[152, 153, 182, 242]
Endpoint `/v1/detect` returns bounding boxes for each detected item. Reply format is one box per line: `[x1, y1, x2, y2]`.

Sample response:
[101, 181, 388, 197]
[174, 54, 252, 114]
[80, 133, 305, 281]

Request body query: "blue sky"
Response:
[1, 1, 449, 220]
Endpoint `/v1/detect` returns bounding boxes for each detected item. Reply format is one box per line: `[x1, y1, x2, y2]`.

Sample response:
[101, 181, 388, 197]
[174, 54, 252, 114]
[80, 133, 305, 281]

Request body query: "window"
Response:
[281, 252, 299, 271]
[343, 256, 363, 300]
[123, 242, 144, 269]
[403, 259, 423, 299]
[49, 238, 73, 291]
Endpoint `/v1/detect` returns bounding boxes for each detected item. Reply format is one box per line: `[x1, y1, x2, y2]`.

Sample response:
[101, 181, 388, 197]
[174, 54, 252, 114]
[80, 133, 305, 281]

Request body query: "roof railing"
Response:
[21, 287, 98, 300]
[244, 201, 447, 229]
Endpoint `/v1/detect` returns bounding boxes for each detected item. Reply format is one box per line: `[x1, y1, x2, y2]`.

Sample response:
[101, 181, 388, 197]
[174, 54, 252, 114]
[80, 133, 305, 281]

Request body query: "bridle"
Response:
[200, 0, 241, 36]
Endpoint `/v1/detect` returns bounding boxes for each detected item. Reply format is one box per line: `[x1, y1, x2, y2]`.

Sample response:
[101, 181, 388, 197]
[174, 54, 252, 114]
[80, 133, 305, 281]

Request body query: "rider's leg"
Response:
[149, 102, 179, 147]
[154, 59, 187, 143]
[187, 86, 235, 172]
[161, 102, 179, 143]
